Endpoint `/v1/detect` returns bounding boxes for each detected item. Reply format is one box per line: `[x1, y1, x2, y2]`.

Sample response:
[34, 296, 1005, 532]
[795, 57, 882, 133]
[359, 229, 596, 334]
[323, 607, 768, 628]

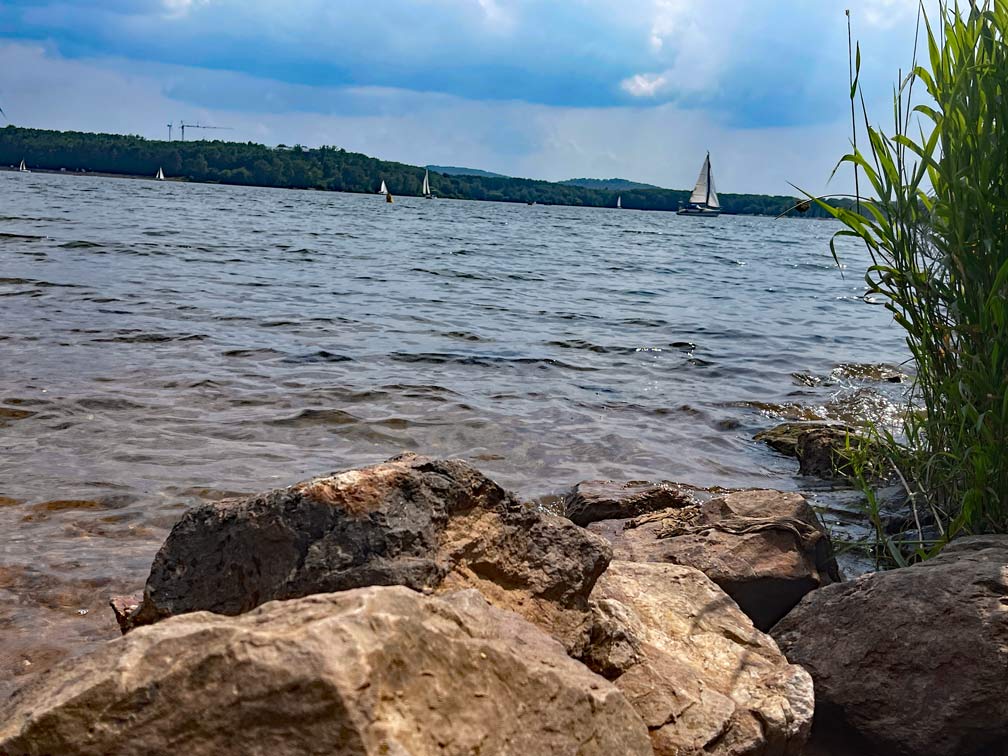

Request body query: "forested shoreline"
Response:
[1, 126, 847, 217]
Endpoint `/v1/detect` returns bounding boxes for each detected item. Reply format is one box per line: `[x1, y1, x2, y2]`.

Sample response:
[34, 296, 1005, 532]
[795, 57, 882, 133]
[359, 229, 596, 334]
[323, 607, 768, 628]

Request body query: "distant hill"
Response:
[428, 165, 508, 178]
[561, 178, 661, 191]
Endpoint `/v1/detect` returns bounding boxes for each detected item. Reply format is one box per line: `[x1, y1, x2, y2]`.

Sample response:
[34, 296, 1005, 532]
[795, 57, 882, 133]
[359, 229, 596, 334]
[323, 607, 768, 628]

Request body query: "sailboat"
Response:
[422, 169, 434, 199]
[155, 167, 165, 181]
[677, 152, 721, 217]
[616, 195, 622, 209]
[378, 179, 388, 196]
[18, 159, 28, 173]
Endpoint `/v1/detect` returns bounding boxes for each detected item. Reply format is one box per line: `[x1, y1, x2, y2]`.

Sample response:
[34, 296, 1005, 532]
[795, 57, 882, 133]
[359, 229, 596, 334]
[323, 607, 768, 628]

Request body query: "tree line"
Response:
[0, 126, 851, 217]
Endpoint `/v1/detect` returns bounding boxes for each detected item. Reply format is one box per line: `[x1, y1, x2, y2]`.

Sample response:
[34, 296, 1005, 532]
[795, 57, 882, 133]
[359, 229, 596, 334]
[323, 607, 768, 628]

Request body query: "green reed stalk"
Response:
[818, 1, 1008, 548]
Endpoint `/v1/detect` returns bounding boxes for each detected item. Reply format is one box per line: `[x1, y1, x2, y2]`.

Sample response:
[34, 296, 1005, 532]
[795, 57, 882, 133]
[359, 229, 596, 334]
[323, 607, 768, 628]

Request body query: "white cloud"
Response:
[620, 72, 668, 97]
[161, 0, 208, 19]
[861, 0, 920, 28]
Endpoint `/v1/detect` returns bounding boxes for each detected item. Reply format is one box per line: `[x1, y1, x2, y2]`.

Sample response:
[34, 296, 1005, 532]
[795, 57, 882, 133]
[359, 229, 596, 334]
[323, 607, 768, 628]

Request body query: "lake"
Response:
[0, 170, 907, 692]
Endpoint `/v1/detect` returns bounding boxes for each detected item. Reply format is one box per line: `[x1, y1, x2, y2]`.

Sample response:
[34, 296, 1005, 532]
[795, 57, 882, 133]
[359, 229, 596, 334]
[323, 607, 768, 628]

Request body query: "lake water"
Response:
[0, 171, 908, 693]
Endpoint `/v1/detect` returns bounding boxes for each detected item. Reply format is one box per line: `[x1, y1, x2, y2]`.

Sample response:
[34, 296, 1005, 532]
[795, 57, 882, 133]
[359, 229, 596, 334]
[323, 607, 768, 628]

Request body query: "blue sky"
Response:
[0, 0, 926, 193]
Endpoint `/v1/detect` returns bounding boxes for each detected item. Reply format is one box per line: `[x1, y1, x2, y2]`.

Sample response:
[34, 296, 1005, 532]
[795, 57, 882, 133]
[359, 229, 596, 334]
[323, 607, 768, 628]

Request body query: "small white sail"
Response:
[379, 180, 388, 195]
[18, 159, 27, 172]
[617, 195, 622, 209]
[156, 167, 165, 181]
[422, 169, 431, 197]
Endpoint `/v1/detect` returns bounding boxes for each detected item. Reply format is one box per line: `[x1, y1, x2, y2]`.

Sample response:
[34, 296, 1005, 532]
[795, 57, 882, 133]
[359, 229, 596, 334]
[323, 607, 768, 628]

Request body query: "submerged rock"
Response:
[772, 535, 1008, 756]
[1, 586, 652, 756]
[562, 479, 699, 527]
[118, 454, 610, 655]
[589, 560, 814, 756]
[587, 489, 840, 630]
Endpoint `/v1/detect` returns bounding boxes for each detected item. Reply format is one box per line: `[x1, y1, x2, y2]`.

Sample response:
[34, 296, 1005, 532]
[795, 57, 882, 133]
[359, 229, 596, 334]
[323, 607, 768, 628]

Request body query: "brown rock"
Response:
[563, 479, 698, 527]
[772, 535, 1008, 756]
[754, 422, 875, 480]
[588, 489, 840, 630]
[120, 454, 610, 654]
[1, 586, 652, 756]
[592, 561, 814, 756]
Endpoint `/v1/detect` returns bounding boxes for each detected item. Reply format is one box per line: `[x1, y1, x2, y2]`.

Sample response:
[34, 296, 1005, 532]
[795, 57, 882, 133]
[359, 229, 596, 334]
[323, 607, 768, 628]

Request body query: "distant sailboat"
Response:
[18, 159, 28, 173]
[677, 152, 721, 217]
[155, 167, 165, 181]
[616, 195, 622, 209]
[378, 179, 388, 195]
[422, 169, 434, 199]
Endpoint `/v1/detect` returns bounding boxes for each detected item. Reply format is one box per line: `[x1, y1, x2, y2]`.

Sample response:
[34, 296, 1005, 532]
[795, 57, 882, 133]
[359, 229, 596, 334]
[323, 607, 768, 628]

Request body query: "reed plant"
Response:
[817, 0, 1008, 554]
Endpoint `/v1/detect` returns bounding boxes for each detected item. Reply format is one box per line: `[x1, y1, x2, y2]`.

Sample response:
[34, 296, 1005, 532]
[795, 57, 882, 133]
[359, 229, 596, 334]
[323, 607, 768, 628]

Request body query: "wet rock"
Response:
[755, 422, 873, 479]
[772, 536, 1008, 756]
[795, 426, 860, 478]
[120, 454, 610, 654]
[588, 490, 840, 630]
[2, 586, 652, 756]
[562, 479, 698, 527]
[590, 561, 814, 756]
[109, 594, 142, 633]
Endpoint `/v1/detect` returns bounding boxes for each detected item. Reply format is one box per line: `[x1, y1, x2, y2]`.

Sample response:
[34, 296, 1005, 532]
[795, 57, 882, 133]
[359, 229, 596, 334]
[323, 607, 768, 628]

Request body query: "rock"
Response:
[754, 422, 822, 457]
[590, 561, 814, 756]
[772, 535, 1008, 756]
[1, 586, 652, 756]
[120, 454, 610, 654]
[794, 426, 859, 479]
[563, 479, 698, 527]
[109, 594, 141, 633]
[587, 490, 840, 630]
[754, 422, 877, 480]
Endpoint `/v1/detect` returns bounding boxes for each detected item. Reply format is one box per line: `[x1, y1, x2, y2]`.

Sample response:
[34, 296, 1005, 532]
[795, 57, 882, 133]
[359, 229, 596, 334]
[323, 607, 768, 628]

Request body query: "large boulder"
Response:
[117, 454, 610, 655]
[587, 490, 840, 630]
[563, 479, 699, 526]
[1, 586, 652, 756]
[588, 561, 813, 756]
[772, 536, 1008, 756]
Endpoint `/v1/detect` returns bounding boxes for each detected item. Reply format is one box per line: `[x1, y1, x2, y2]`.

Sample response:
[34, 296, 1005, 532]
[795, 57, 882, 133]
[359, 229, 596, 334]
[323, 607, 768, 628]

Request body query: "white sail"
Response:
[688, 154, 711, 205]
[379, 180, 388, 195]
[422, 170, 431, 197]
[156, 167, 165, 181]
[617, 195, 622, 209]
[18, 159, 26, 172]
[706, 172, 720, 209]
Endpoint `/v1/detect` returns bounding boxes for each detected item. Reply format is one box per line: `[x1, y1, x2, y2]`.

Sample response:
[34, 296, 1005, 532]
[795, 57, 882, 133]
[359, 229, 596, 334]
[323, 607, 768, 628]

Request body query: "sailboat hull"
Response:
[677, 206, 720, 217]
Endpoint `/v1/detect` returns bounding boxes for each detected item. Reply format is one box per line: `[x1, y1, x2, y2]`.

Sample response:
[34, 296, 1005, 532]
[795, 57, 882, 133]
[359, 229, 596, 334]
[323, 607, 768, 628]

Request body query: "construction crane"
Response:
[179, 122, 233, 141]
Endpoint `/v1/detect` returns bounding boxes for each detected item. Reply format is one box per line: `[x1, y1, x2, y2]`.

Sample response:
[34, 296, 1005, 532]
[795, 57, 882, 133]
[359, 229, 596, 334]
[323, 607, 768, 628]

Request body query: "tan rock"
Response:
[588, 489, 839, 630]
[1, 586, 652, 756]
[592, 560, 814, 756]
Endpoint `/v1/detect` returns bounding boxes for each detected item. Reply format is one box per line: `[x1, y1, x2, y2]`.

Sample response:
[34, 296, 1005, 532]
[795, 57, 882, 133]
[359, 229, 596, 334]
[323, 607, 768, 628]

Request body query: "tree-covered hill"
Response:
[560, 178, 660, 190]
[0, 126, 846, 217]
[427, 165, 508, 178]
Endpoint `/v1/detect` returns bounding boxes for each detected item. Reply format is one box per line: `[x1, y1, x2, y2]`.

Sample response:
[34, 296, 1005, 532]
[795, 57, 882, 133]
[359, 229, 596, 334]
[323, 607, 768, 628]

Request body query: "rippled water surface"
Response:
[0, 171, 908, 692]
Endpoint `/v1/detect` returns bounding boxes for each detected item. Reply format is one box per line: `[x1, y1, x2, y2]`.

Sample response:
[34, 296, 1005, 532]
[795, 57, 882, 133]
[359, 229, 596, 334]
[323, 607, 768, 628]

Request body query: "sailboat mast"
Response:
[705, 153, 711, 207]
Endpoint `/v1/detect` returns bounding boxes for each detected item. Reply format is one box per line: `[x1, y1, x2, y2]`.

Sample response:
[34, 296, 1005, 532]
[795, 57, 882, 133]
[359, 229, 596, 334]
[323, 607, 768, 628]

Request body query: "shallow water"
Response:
[0, 171, 908, 692]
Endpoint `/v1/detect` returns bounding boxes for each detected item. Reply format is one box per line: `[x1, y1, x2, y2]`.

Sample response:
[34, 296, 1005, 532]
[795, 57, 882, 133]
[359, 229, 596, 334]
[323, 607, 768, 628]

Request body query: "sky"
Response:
[0, 0, 929, 194]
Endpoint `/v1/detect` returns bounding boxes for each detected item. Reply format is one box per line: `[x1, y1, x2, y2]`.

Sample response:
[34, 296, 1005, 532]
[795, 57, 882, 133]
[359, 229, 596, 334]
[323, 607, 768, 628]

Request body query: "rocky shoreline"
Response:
[2, 452, 1005, 755]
